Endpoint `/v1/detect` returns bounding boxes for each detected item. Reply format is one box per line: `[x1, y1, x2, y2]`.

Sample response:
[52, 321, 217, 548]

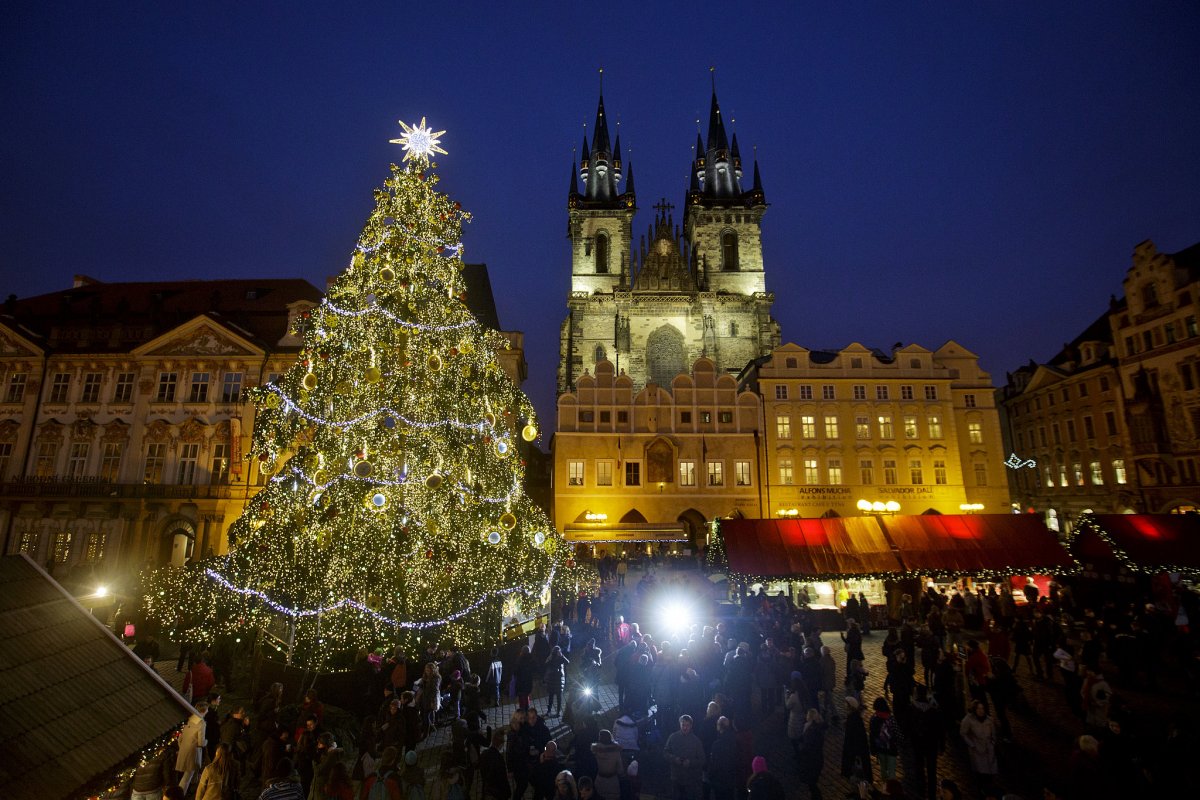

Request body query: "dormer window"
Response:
[1142, 282, 1159, 308]
[721, 230, 739, 271]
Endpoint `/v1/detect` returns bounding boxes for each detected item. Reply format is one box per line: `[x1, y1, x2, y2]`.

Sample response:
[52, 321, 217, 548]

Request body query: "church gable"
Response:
[0, 322, 44, 358]
[134, 316, 261, 358]
[631, 203, 697, 293]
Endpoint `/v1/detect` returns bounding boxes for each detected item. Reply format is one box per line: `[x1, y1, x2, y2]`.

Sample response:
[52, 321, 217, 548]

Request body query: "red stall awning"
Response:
[880, 514, 1074, 577]
[1077, 514, 1200, 574]
[718, 517, 903, 579]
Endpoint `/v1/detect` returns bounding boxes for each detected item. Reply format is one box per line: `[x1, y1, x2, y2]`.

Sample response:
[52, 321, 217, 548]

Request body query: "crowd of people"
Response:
[127, 556, 1200, 800]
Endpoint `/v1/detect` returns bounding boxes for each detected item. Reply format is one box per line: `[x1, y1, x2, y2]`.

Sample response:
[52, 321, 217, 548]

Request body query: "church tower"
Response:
[558, 81, 778, 397]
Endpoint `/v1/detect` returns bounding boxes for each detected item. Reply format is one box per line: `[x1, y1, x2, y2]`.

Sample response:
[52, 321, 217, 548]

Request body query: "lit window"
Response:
[824, 415, 839, 439]
[100, 443, 123, 481]
[927, 414, 942, 439]
[877, 414, 894, 439]
[855, 416, 870, 439]
[800, 415, 816, 439]
[778, 458, 793, 485]
[568, 461, 584, 486]
[828, 459, 843, 485]
[66, 443, 90, 479]
[883, 460, 898, 485]
[968, 421, 983, 444]
[596, 460, 613, 487]
[1058, 465, 1068, 488]
[1114, 459, 1127, 484]
[679, 461, 695, 487]
[909, 459, 923, 484]
[903, 415, 918, 439]
[803, 458, 819, 485]
[707, 461, 724, 486]
[934, 459, 947, 485]
[210, 443, 230, 484]
[776, 415, 791, 439]
[53, 532, 72, 564]
[85, 532, 107, 563]
[735, 461, 752, 486]
[1090, 461, 1104, 485]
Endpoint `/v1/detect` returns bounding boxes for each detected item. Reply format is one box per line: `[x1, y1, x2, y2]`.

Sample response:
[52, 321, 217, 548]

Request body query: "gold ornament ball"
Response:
[302, 372, 318, 391]
[264, 393, 281, 409]
[425, 471, 443, 490]
[427, 354, 443, 372]
[499, 512, 517, 530]
[313, 469, 330, 485]
[484, 411, 497, 427]
[353, 460, 373, 478]
[364, 366, 383, 384]
[379, 266, 396, 282]
[521, 424, 538, 442]
[335, 380, 354, 395]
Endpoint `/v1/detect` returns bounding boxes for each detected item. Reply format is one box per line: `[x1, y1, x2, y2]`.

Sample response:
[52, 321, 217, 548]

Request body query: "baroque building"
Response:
[557, 89, 779, 395]
[999, 238, 1200, 527]
[0, 267, 525, 583]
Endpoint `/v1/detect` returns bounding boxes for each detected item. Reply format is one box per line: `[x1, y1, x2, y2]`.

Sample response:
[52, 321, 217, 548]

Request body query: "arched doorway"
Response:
[677, 508, 708, 552]
[158, 519, 196, 567]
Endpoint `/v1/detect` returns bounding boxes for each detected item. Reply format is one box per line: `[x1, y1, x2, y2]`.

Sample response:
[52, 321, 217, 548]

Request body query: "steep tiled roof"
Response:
[0, 555, 193, 800]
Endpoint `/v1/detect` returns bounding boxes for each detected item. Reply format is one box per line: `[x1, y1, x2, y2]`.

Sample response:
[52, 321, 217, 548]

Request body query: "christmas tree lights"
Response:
[142, 120, 592, 665]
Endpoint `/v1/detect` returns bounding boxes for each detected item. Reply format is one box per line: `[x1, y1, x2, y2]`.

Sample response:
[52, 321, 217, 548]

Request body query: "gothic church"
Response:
[557, 88, 780, 395]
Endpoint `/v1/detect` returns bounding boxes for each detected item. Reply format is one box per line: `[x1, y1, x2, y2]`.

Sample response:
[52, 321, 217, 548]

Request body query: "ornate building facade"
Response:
[0, 267, 525, 585]
[557, 89, 780, 396]
[999, 238, 1200, 527]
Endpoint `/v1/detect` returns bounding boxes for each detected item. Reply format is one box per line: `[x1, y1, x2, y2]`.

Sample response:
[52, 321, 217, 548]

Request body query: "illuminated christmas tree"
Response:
[144, 119, 589, 666]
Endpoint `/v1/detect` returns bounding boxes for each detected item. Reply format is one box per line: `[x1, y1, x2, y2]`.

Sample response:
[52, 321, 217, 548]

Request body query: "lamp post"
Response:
[856, 499, 900, 515]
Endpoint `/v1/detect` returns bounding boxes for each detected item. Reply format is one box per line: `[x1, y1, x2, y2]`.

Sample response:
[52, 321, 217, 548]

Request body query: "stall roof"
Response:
[880, 514, 1074, 577]
[719, 516, 903, 579]
[1075, 514, 1200, 574]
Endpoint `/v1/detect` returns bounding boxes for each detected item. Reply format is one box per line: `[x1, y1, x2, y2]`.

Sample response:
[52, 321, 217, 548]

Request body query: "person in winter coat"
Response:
[868, 698, 899, 782]
[706, 717, 739, 800]
[664, 715, 706, 800]
[590, 729, 624, 800]
[796, 709, 827, 800]
[958, 700, 998, 785]
[361, 746, 402, 800]
[195, 742, 237, 800]
[414, 661, 443, 735]
[841, 697, 871, 783]
[514, 646, 537, 712]
[479, 728, 509, 800]
[819, 646, 838, 722]
[909, 685, 942, 800]
[841, 621, 865, 677]
[544, 646, 570, 716]
[785, 678, 806, 760]
[183, 654, 216, 705]
[844, 659, 867, 706]
[745, 757, 785, 800]
[177, 701, 208, 793]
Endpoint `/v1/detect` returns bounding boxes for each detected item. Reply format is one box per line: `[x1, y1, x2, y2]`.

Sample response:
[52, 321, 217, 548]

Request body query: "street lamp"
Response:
[959, 503, 985, 513]
[857, 499, 900, 515]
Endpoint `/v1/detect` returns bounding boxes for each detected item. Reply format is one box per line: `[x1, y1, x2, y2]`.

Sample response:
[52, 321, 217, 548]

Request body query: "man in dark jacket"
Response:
[706, 716, 739, 800]
[479, 728, 509, 800]
[910, 685, 943, 800]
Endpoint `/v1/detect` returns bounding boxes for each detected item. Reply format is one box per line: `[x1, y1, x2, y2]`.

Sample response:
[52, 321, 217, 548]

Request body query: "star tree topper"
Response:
[390, 117, 448, 162]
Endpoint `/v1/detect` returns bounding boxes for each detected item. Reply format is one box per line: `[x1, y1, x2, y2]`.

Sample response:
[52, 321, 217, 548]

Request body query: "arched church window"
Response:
[595, 231, 610, 274]
[729, 322, 739, 336]
[721, 230, 738, 271]
[595, 345, 607, 364]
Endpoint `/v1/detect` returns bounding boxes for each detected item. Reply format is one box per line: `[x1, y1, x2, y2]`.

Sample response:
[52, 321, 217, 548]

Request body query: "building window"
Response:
[210, 443, 230, 484]
[852, 385, 866, 400]
[1058, 465, 1068, 487]
[1104, 411, 1117, 436]
[784, 357, 797, 368]
[707, 461, 724, 486]
[903, 415, 918, 439]
[596, 460, 614, 486]
[113, 372, 136, 403]
[50, 373, 71, 403]
[883, 459, 898, 485]
[1083, 416, 1095, 439]
[679, 461, 696, 487]
[855, 416, 870, 439]
[600, 411, 611, 423]
[1113, 459, 1127, 485]
[975, 463, 989, 487]
[6, 373, 28, 403]
[1066, 419, 1077, 442]
[778, 458, 794, 485]
[0, 442, 11, 481]
[1073, 463, 1084, 486]
[177, 443, 200, 484]
[580, 410, 595, 423]
[800, 415, 816, 439]
[222, 372, 243, 403]
[617, 410, 628, 424]
[776, 415, 791, 439]
[19, 529, 39, 555]
[1090, 461, 1104, 485]
[735, 461, 752, 486]
[927, 414, 942, 439]
[700, 411, 712, 424]
[934, 459, 947, 485]
[156, 372, 178, 402]
[822, 385, 835, 400]
[924, 385, 938, 401]
[143, 443, 166, 483]
[803, 458, 820, 485]
[35, 442, 58, 477]
[1038, 427, 1048, 447]
[859, 459, 874, 484]
[81, 373, 103, 403]
[99, 443, 123, 481]
[567, 461, 584, 486]
[798, 385, 813, 400]
[680, 411, 691, 424]
[594, 231, 610, 274]
[968, 421, 983, 444]
[1079, 382, 1089, 397]
[851, 357, 864, 368]
[729, 322, 739, 336]
[964, 394, 977, 408]
[718, 411, 733, 424]
[1052, 423, 1061, 445]
[828, 459, 843, 485]
[824, 415, 839, 439]
[625, 461, 641, 486]
[909, 459, 923, 484]
[84, 532, 107, 563]
[66, 443, 90, 479]
[721, 230, 739, 270]
[876, 385, 889, 400]
[1100, 376, 1110, 391]
[1143, 282, 1159, 307]
[775, 385, 788, 400]
[877, 414, 894, 439]
[53, 532, 72, 564]
[189, 372, 210, 403]
[901, 385, 914, 400]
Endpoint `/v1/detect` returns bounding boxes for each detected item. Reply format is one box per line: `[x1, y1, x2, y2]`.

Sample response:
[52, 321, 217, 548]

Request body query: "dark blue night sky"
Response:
[4, 2, 1199, 425]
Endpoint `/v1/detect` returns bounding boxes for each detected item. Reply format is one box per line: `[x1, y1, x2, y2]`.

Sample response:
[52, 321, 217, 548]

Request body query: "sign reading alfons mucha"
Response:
[775, 484, 959, 515]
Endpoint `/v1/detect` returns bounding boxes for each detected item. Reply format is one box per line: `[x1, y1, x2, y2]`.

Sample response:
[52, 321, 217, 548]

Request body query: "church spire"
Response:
[581, 75, 620, 205]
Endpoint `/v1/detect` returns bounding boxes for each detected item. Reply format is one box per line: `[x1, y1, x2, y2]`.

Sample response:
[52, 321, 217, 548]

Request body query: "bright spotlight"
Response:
[658, 600, 693, 636]
[95, 585, 109, 598]
[582, 687, 593, 697]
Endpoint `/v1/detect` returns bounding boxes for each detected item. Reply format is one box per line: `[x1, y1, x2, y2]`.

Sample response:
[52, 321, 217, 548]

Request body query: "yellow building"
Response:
[744, 341, 1011, 518]
[554, 358, 761, 553]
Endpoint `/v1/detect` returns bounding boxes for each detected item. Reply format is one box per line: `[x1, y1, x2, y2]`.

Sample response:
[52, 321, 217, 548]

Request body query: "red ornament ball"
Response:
[449, 348, 458, 356]
[425, 549, 434, 559]
[258, 453, 268, 461]
[454, 202, 461, 210]
[566, 559, 576, 569]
